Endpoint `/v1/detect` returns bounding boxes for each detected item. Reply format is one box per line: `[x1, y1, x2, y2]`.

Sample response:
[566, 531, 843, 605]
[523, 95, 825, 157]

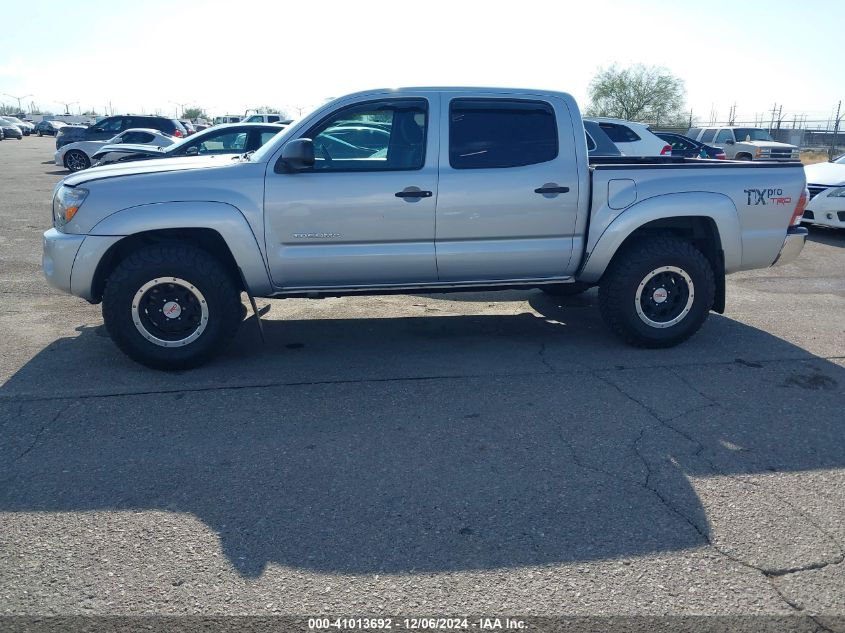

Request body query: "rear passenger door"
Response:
[435, 94, 580, 281]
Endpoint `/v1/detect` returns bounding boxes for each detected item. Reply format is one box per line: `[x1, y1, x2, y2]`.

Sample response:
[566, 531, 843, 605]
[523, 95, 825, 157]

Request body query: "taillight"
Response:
[716, 152, 726, 159]
[790, 187, 809, 226]
[660, 144, 672, 156]
[173, 129, 183, 138]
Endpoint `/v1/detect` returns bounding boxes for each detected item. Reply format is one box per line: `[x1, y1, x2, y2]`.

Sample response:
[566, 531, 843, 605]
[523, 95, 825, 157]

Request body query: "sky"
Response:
[0, 0, 842, 127]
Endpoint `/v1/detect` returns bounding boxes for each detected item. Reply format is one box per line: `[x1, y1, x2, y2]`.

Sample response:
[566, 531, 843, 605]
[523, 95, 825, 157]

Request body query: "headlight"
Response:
[826, 187, 845, 198]
[52, 185, 89, 227]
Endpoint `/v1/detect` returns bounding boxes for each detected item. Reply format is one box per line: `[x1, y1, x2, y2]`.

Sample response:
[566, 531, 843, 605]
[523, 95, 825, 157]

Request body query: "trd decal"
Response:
[744, 188, 792, 206]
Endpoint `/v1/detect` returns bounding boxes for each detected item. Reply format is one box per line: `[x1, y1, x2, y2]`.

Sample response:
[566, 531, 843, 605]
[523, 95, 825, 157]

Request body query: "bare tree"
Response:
[586, 64, 686, 125]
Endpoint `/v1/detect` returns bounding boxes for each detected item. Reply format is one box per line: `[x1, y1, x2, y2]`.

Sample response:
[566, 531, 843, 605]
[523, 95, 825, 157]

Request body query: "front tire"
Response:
[598, 236, 715, 348]
[64, 150, 90, 171]
[102, 244, 243, 370]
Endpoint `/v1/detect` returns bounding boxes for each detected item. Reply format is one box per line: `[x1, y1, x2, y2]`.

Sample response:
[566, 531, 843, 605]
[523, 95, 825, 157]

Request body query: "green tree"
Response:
[182, 107, 208, 121]
[586, 64, 686, 126]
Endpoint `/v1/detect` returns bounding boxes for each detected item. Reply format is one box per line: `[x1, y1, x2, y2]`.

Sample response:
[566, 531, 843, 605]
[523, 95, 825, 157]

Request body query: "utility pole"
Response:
[831, 100, 842, 160]
[56, 101, 78, 115]
[3, 93, 32, 112]
[768, 103, 778, 132]
[169, 101, 190, 118]
[776, 105, 783, 129]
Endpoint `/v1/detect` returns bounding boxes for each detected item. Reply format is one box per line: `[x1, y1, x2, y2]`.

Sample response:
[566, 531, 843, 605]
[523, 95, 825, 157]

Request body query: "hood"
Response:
[742, 140, 797, 149]
[91, 143, 167, 158]
[62, 154, 243, 187]
[803, 161, 845, 187]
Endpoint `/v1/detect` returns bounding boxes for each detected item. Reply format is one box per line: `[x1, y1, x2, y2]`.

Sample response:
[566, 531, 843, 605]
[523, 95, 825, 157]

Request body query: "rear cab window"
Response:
[715, 129, 734, 143]
[449, 99, 557, 169]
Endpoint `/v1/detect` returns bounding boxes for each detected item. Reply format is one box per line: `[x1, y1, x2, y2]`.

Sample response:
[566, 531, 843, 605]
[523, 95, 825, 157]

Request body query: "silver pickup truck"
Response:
[43, 87, 809, 369]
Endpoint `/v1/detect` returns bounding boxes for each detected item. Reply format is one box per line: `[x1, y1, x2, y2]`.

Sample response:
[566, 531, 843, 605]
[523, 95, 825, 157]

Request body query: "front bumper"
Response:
[771, 226, 808, 267]
[42, 228, 85, 293]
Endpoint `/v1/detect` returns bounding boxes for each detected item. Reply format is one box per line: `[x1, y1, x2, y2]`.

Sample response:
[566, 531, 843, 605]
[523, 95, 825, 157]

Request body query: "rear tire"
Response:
[102, 244, 243, 370]
[598, 236, 715, 348]
[37, 130, 43, 137]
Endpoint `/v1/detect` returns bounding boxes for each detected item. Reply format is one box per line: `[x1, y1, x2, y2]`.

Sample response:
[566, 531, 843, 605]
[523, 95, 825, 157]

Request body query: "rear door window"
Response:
[449, 99, 557, 169]
[715, 129, 734, 143]
[700, 128, 717, 142]
[598, 122, 641, 143]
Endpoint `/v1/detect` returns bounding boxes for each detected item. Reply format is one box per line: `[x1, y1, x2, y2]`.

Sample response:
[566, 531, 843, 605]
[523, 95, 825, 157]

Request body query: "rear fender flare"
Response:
[578, 191, 741, 283]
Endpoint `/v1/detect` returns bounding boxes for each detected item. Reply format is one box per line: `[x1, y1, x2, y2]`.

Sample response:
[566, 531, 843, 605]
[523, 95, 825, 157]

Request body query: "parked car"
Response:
[242, 113, 288, 124]
[91, 123, 284, 165]
[55, 128, 175, 172]
[688, 127, 799, 161]
[43, 87, 808, 369]
[179, 120, 196, 135]
[0, 120, 23, 140]
[584, 120, 622, 157]
[583, 117, 672, 156]
[55, 115, 187, 149]
[213, 115, 242, 125]
[654, 132, 725, 159]
[802, 154, 845, 229]
[34, 120, 67, 137]
[1, 116, 33, 135]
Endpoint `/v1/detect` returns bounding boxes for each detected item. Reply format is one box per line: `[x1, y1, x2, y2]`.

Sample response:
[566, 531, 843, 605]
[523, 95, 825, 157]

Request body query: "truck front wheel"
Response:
[598, 236, 715, 348]
[102, 244, 243, 369]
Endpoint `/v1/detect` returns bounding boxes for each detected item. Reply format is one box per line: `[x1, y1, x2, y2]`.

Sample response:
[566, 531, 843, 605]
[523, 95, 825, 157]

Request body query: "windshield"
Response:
[733, 128, 774, 142]
[833, 154, 845, 164]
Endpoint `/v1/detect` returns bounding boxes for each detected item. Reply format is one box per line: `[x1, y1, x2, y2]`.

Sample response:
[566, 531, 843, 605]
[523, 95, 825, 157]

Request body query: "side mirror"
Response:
[112, 137, 123, 144]
[185, 146, 199, 156]
[725, 139, 735, 145]
[276, 138, 315, 172]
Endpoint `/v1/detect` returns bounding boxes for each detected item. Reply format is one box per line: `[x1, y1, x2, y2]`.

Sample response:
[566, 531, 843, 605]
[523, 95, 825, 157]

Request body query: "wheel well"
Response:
[605, 216, 726, 313]
[90, 228, 243, 303]
[735, 152, 753, 160]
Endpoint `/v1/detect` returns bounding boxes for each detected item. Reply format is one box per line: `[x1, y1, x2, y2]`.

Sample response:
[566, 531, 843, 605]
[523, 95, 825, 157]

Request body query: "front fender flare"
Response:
[578, 191, 742, 283]
[87, 201, 273, 295]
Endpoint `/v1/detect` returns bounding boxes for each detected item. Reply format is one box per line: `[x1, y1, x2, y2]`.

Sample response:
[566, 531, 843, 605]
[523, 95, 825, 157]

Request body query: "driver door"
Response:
[263, 95, 439, 289]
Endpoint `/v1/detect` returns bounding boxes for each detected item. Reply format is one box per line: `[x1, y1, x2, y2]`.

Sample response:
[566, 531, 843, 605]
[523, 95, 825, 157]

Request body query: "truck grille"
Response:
[807, 185, 827, 200]
[769, 149, 797, 159]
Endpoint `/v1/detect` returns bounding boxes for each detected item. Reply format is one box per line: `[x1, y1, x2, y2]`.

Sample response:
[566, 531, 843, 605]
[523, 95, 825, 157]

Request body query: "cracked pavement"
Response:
[2, 137, 845, 628]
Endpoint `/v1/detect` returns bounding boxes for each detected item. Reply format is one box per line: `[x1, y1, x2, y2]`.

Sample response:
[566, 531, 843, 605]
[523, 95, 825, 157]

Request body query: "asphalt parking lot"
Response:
[1, 137, 844, 629]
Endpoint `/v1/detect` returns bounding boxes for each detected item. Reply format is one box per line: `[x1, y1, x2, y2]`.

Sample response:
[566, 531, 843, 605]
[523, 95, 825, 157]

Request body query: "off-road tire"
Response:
[598, 236, 715, 348]
[541, 282, 592, 297]
[102, 244, 242, 370]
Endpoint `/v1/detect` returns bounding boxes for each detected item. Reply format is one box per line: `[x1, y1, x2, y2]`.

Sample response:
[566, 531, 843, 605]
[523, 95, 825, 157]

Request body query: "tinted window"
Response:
[700, 128, 717, 142]
[715, 129, 734, 143]
[585, 132, 597, 151]
[197, 130, 248, 153]
[122, 131, 155, 144]
[259, 130, 280, 145]
[598, 122, 641, 143]
[450, 99, 557, 169]
[664, 135, 694, 150]
[97, 118, 122, 133]
[687, 128, 702, 140]
[307, 99, 427, 172]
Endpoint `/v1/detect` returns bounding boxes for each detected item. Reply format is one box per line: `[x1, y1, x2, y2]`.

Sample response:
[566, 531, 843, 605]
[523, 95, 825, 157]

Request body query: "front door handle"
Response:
[395, 189, 433, 198]
[534, 185, 570, 195]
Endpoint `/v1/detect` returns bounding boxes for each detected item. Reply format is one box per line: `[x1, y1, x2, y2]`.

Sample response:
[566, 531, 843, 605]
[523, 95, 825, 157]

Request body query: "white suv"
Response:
[242, 113, 288, 124]
[583, 118, 672, 156]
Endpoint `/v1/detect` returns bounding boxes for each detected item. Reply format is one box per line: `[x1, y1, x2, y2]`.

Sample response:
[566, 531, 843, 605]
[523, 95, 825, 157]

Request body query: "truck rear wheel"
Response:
[102, 244, 242, 369]
[598, 236, 715, 348]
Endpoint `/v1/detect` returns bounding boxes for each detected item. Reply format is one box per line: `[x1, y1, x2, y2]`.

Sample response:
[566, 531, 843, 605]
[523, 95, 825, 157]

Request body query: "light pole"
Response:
[56, 101, 78, 115]
[3, 93, 32, 112]
[169, 101, 190, 118]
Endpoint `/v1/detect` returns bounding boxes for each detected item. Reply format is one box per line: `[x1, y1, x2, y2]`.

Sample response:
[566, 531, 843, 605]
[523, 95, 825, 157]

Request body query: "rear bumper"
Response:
[771, 226, 807, 267]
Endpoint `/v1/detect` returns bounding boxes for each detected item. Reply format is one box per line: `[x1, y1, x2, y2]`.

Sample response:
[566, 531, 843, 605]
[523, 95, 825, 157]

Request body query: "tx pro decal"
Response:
[744, 188, 792, 206]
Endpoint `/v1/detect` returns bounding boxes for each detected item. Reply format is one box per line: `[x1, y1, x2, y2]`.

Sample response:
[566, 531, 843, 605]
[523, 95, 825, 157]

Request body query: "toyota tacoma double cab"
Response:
[43, 87, 809, 369]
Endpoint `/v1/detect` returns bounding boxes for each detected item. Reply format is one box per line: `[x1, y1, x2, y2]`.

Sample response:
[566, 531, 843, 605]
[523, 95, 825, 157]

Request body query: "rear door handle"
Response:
[395, 190, 433, 198]
[534, 185, 570, 195]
